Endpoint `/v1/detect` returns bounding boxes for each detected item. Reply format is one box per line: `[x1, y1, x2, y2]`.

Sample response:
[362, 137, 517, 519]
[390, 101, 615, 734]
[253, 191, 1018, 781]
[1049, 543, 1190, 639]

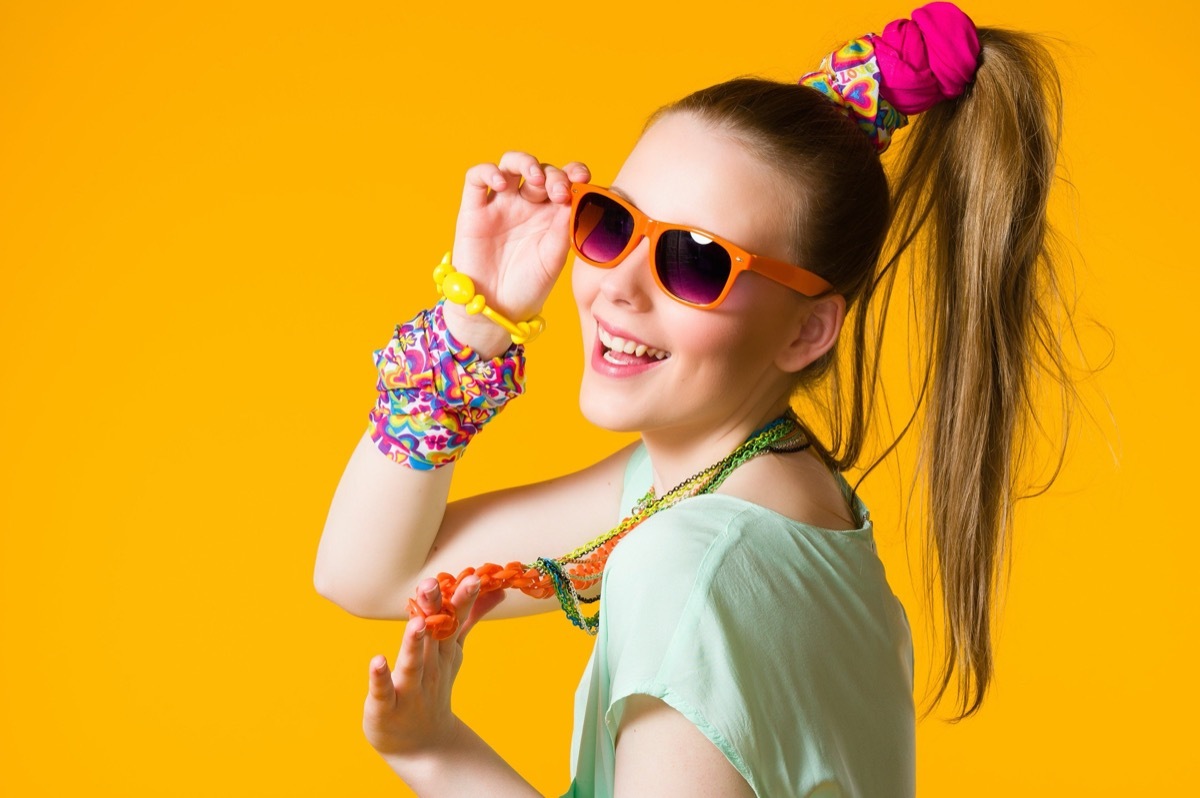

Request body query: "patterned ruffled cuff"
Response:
[367, 300, 526, 470]
[798, 35, 908, 153]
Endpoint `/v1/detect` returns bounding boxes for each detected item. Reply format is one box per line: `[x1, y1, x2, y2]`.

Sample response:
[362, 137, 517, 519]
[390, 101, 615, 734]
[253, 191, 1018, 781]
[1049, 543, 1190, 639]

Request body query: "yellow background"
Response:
[1, 0, 1194, 794]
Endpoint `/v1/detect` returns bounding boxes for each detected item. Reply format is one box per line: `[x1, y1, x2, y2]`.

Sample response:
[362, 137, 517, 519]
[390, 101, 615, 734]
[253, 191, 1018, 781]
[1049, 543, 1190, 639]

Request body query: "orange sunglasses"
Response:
[568, 183, 834, 309]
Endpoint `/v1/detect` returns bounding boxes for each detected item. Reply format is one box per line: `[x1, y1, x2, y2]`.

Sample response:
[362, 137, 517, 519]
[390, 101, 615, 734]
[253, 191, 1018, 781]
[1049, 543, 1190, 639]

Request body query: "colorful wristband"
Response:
[366, 300, 525, 470]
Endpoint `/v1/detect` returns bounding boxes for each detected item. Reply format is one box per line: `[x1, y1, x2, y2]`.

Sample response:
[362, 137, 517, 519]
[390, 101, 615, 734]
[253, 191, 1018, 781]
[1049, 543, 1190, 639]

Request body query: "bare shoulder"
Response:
[715, 447, 858, 531]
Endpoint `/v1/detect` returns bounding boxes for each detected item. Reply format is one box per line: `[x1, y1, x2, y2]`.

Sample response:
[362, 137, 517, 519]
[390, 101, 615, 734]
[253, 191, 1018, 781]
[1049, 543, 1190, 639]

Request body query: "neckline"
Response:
[676, 491, 872, 540]
[627, 441, 870, 539]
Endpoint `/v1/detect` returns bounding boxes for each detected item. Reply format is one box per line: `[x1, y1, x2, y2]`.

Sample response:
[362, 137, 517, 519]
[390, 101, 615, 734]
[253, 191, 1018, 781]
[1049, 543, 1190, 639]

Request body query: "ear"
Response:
[774, 293, 846, 373]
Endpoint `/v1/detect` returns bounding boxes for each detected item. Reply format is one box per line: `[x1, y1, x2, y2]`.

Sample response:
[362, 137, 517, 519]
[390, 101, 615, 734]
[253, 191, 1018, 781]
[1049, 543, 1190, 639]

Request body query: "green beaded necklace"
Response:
[532, 411, 810, 635]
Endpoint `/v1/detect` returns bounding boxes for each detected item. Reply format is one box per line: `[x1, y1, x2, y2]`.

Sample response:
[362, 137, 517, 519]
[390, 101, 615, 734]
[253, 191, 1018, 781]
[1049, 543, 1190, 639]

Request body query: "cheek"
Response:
[661, 308, 759, 386]
[680, 286, 792, 375]
[693, 325, 767, 382]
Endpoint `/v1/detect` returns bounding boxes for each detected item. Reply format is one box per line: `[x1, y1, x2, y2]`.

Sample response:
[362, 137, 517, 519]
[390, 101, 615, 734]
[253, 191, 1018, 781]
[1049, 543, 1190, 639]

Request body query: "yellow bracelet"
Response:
[432, 253, 546, 345]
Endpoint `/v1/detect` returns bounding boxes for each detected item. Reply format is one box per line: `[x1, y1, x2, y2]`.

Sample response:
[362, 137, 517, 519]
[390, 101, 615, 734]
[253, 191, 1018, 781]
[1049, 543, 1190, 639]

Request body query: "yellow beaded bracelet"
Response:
[432, 253, 546, 345]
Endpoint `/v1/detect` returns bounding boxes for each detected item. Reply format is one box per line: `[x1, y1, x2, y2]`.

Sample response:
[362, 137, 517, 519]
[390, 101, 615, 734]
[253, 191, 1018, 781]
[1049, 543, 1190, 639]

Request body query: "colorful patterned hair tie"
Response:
[799, 36, 907, 153]
[799, 2, 981, 153]
[367, 300, 525, 470]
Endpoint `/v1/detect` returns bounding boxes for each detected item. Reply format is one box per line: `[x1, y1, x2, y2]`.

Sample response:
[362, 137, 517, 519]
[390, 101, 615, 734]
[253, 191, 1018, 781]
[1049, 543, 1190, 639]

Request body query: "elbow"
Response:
[312, 567, 348, 609]
[313, 568, 407, 620]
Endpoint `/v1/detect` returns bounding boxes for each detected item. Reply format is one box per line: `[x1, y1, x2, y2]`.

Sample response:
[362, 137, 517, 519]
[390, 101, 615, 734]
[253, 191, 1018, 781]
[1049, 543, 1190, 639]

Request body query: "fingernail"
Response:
[527, 165, 539, 177]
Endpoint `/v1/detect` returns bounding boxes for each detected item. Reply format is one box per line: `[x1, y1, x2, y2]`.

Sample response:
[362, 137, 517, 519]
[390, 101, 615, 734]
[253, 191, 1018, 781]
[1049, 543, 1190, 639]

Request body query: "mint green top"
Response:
[561, 443, 915, 798]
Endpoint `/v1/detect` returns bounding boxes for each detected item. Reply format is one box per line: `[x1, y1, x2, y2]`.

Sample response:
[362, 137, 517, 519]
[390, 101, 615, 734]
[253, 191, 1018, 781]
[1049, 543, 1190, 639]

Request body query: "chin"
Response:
[577, 377, 651, 434]
[580, 384, 638, 432]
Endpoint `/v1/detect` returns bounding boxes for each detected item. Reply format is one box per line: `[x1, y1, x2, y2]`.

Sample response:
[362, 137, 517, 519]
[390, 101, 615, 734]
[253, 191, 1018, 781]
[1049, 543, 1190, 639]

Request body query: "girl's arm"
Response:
[374, 718, 542, 798]
[315, 153, 628, 620]
[612, 696, 756, 798]
[315, 430, 637, 619]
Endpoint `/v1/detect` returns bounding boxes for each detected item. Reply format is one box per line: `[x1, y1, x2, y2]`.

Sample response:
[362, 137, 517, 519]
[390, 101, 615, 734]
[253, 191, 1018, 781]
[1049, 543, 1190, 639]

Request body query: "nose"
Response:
[596, 237, 655, 311]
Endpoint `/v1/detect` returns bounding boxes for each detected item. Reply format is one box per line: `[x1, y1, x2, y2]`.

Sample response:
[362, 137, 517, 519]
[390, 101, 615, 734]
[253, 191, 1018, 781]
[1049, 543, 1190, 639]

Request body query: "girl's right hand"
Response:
[443, 152, 591, 356]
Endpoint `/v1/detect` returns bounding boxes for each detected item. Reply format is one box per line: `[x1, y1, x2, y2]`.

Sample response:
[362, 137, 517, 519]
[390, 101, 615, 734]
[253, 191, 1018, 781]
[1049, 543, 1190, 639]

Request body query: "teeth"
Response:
[596, 324, 670, 360]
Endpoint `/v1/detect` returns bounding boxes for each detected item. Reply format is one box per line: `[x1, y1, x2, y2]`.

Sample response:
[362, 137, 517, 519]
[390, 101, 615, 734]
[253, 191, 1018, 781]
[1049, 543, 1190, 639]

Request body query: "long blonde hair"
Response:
[655, 27, 1078, 720]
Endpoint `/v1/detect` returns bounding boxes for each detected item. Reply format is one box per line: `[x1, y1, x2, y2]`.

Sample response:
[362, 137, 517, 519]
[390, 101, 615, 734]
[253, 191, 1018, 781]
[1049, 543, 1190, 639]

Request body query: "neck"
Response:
[640, 399, 794, 495]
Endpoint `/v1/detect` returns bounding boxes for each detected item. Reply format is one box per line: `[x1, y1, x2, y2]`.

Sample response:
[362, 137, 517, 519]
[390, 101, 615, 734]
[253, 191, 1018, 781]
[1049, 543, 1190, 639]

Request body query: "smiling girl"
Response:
[314, 3, 1075, 795]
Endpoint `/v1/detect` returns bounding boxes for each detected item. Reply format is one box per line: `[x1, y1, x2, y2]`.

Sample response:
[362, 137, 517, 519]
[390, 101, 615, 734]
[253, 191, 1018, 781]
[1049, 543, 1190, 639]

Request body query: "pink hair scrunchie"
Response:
[874, 1, 981, 114]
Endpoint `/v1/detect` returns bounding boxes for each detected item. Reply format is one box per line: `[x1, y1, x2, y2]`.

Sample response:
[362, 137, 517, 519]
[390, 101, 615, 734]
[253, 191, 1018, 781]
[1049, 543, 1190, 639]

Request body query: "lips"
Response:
[595, 321, 671, 361]
[589, 318, 671, 377]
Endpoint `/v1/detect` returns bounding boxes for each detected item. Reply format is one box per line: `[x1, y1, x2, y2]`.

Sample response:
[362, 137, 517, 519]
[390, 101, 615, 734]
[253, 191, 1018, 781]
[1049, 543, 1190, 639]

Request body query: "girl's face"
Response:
[573, 112, 818, 437]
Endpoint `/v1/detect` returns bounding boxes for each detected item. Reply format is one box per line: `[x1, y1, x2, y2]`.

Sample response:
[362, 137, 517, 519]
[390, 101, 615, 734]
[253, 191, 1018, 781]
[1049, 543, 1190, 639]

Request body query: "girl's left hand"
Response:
[363, 574, 507, 758]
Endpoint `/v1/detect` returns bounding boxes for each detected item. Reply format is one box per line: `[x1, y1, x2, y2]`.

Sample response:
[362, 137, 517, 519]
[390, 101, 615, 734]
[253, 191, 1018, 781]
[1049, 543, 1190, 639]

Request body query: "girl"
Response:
[315, 3, 1074, 795]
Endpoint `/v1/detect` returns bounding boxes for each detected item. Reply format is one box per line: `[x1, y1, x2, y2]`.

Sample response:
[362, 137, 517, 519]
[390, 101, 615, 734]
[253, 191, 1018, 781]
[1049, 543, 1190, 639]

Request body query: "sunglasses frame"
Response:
[568, 183, 835, 309]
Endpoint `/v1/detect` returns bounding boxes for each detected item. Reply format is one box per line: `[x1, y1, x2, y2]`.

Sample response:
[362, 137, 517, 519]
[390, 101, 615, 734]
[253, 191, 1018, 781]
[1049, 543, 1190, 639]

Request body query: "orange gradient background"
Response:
[1, 1, 1194, 795]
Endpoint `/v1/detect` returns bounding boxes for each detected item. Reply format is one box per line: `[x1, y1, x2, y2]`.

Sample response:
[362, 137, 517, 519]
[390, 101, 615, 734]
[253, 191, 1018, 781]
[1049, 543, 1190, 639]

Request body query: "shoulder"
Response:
[597, 502, 753, 674]
[604, 492, 868, 599]
[715, 447, 863, 532]
[598, 501, 803, 656]
[602, 499, 756, 598]
[600, 492, 889, 666]
[623, 442, 864, 536]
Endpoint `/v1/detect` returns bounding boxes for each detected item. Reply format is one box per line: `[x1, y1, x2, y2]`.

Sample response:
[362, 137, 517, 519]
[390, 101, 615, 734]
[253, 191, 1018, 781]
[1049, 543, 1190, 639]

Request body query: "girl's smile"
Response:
[592, 318, 671, 378]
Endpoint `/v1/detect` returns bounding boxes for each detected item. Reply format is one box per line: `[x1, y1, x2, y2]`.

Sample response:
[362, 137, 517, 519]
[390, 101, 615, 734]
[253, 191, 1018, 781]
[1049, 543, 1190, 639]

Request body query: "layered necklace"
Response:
[409, 411, 810, 639]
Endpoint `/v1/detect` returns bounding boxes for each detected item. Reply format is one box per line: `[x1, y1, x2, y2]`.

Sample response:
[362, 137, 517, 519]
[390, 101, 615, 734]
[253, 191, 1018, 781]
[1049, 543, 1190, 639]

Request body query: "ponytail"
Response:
[874, 27, 1072, 718]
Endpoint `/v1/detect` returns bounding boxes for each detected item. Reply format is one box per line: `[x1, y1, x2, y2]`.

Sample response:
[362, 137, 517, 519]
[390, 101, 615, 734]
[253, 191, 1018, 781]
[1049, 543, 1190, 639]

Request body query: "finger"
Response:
[462, 163, 510, 210]
[518, 175, 550, 203]
[497, 151, 544, 184]
[561, 161, 591, 185]
[443, 576, 482, 648]
[542, 165, 573, 205]
[414, 577, 443, 617]
[367, 654, 396, 705]
[497, 152, 550, 203]
[394, 616, 426, 689]
[458, 589, 507, 648]
[422, 610, 443, 675]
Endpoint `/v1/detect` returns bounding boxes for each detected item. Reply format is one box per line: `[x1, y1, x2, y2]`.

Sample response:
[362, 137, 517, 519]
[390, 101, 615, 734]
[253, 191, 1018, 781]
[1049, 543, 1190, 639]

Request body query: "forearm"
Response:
[384, 717, 542, 798]
[314, 429, 455, 617]
[315, 299, 526, 617]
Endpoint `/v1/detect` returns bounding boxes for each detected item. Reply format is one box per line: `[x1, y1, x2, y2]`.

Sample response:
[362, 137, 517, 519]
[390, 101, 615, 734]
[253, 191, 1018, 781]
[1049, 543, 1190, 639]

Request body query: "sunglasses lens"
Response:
[574, 192, 634, 263]
[655, 230, 732, 306]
